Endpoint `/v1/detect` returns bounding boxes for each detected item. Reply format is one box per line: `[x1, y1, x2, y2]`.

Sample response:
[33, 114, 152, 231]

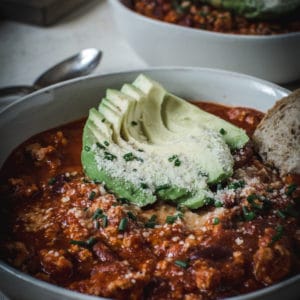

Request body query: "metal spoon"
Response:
[0, 48, 102, 98]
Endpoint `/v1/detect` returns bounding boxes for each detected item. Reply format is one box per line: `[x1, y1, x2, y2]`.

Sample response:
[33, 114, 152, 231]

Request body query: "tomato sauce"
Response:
[0, 102, 299, 300]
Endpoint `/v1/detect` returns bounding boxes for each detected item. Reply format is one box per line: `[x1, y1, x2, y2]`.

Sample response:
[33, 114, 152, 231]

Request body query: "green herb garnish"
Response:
[48, 177, 56, 185]
[118, 217, 128, 232]
[96, 142, 106, 150]
[166, 212, 183, 224]
[70, 237, 97, 248]
[127, 211, 137, 221]
[104, 151, 117, 161]
[174, 260, 189, 269]
[286, 184, 297, 196]
[88, 191, 96, 201]
[131, 121, 138, 126]
[219, 128, 227, 135]
[228, 180, 245, 190]
[104, 141, 110, 147]
[84, 145, 91, 152]
[212, 217, 220, 225]
[140, 182, 149, 189]
[145, 215, 157, 228]
[269, 225, 284, 246]
[242, 206, 256, 221]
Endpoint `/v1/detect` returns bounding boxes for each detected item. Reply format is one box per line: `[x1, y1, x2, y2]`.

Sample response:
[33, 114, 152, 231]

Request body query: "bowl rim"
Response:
[0, 67, 296, 300]
[0, 66, 290, 115]
[110, 0, 300, 40]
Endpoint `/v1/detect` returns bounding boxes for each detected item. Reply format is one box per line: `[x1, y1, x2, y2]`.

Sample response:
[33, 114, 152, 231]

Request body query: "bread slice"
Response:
[253, 89, 300, 175]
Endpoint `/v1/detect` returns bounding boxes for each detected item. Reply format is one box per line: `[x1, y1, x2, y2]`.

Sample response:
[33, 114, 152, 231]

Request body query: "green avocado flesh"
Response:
[82, 74, 249, 209]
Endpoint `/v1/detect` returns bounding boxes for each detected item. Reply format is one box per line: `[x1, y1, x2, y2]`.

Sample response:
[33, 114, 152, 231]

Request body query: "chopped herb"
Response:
[137, 149, 144, 152]
[96, 142, 106, 150]
[88, 191, 96, 201]
[104, 141, 110, 147]
[131, 121, 138, 126]
[228, 180, 245, 190]
[155, 184, 171, 192]
[102, 215, 108, 227]
[118, 217, 128, 232]
[48, 177, 56, 185]
[118, 197, 129, 204]
[286, 184, 297, 196]
[247, 194, 263, 210]
[123, 152, 143, 162]
[219, 128, 227, 135]
[174, 158, 181, 167]
[140, 182, 149, 189]
[212, 217, 220, 225]
[277, 210, 286, 219]
[92, 208, 103, 220]
[168, 155, 181, 166]
[101, 118, 106, 122]
[214, 201, 223, 208]
[166, 212, 183, 224]
[168, 155, 177, 162]
[284, 205, 299, 217]
[95, 220, 100, 229]
[84, 145, 91, 152]
[174, 260, 189, 269]
[104, 151, 117, 161]
[269, 225, 284, 246]
[70, 237, 97, 248]
[242, 206, 256, 221]
[82, 178, 91, 183]
[145, 215, 157, 228]
[204, 197, 215, 206]
[127, 211, 137, 221]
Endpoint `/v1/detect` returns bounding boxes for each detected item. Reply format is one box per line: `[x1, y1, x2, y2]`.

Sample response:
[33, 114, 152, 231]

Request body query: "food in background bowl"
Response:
[109, 0, 300, 83]
[131, 0, 300, 35]
[0, 73, 299, 300]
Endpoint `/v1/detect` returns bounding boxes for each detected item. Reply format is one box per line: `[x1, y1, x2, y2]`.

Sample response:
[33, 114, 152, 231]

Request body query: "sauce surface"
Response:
[0, 101, 299, 300]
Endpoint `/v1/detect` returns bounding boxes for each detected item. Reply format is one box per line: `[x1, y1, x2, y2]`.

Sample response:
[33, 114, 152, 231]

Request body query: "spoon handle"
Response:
[0, 86, 38, 98]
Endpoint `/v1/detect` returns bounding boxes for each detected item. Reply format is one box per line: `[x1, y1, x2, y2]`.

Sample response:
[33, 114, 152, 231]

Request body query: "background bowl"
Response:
[109, 0, 300, 84]
[0, 67, 299, 300]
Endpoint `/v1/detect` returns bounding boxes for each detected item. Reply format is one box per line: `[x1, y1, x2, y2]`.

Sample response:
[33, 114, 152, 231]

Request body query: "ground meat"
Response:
[130, 0, 300, 35]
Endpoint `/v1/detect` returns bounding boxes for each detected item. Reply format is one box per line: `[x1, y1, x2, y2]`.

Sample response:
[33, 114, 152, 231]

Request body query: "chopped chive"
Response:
[242, 206, 256, 221]
[48, 177, 56, 185]
[286, 184, 297, 196]
[131, 121, 138, 126]
[70, 237, 97, 248]
[228, 180, 245, 190]
[219, 128, 227, 135]
[101, 118, 106, 122]
[84, 145, 91, 152]
[214, 201, 223, 208]
[174, 260, 189, 269]
[137, 149, 144, 152]
[102, 215, 108, 228]
[212, 217, 220, 225]
[145, 215, 157, 228]
[118, 197, 129, 204]
[118, 217, 128, 232]
[168, 155, 177, 162]
[96, 142, 106, 150]
[104, 141, 110, 147]
[277, 210, 286, 219]
[127, 211, 137, 221]
[123, 152, 143, 162]
[104, 151, 117, 161]
[166, 212, 183, 224]
[205, 197, 215, 206]
[155, 184, 171, 192]
[140, 182, 149, 189]
[88, 191, 96, 201]
[269, 225, 284, 246]
[174, 158, 181, 167]
[92, 208, 103, 220]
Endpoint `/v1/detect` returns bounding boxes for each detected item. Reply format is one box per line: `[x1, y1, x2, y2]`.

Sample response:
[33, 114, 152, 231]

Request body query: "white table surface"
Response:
[0, 0, 146, 88]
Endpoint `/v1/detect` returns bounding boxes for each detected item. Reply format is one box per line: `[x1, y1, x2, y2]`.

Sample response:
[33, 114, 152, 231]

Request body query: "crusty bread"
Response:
[253, 89, 300, 175]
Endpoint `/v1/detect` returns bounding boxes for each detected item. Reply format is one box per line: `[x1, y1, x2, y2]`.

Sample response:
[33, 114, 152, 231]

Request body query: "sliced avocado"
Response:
[82, 74, 247, 209]
[133, 74, 249, 149]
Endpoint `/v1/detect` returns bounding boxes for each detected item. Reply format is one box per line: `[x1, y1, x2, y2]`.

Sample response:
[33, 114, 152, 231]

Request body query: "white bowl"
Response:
[109, 0, 300, 84]
[0, 67, 298, 300]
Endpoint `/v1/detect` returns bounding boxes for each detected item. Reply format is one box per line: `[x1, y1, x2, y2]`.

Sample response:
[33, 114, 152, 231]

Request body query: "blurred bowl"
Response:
[109, 0, 300, 84]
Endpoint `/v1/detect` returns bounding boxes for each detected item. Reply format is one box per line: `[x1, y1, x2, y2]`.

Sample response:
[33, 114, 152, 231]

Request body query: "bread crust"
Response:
[253, 89, 300, 175]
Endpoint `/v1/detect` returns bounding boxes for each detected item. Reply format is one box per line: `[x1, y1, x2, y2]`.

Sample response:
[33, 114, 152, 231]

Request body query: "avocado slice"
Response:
[82, 74, 248, 209]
